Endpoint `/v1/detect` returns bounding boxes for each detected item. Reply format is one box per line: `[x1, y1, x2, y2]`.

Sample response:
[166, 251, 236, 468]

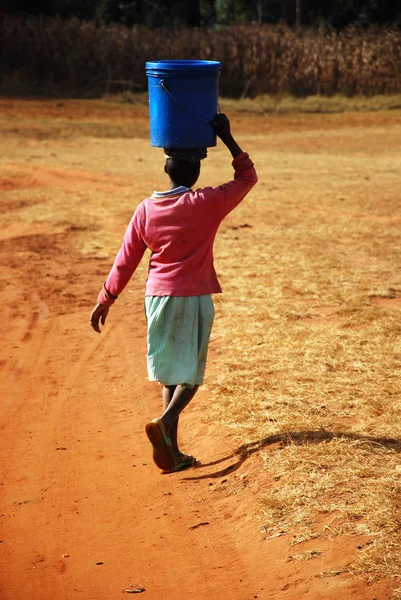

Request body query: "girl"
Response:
[90, 114, 257, 473]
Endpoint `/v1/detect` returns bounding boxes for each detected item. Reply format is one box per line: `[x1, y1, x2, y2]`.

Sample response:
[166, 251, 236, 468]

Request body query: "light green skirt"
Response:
[145, 295, 215, 387]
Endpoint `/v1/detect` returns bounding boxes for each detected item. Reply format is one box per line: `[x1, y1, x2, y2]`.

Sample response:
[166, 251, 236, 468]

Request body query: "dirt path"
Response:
[0, 100, 396, 600]
[1, 259, 257, 599]
[2, 258, 392, 600]
[0, 257, 276, 599]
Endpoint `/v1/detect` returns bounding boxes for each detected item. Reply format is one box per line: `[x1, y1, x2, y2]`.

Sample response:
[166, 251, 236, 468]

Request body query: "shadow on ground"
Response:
[184, 429, 401, 480]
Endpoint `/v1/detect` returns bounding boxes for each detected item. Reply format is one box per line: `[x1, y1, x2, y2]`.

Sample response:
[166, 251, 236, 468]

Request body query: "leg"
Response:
[161, 384, 199, 431]
[161, 384, 198, 460]
[162, 385, 178, 455]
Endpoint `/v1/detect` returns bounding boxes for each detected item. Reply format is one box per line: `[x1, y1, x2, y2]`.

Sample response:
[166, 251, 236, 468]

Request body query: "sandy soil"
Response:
[0, 99, 397, 599]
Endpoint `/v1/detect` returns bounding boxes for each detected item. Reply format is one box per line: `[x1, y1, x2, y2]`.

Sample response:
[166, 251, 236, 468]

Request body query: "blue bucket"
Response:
[146, 60, 221, 149]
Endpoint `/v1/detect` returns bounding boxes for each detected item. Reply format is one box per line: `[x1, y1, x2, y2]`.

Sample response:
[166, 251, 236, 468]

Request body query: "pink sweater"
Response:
[98, 152, 257, 306]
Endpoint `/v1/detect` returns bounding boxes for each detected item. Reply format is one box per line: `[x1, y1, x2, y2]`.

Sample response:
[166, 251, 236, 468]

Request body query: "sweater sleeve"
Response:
[97, 207, 147, 306]
[211, 152, 257, 218]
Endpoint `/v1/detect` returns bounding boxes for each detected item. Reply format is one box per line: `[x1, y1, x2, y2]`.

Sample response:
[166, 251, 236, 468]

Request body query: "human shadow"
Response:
[183, 429, 401, 481]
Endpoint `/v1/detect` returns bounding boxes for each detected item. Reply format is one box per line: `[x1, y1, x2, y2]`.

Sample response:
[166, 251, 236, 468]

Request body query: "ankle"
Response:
[160, 414, 174, 432]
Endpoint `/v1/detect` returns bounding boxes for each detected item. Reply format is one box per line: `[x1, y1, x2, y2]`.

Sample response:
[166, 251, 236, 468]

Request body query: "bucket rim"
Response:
[146, 59, 221, 72]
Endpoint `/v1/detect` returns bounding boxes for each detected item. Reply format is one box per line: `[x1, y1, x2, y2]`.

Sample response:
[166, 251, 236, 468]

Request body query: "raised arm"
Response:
[210, 113, 257, 217]
[214, 113, 243, 158]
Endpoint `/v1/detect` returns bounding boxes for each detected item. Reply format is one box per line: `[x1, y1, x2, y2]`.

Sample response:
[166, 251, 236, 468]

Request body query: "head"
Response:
[163, 147, 206, 189]
[164, 158, 201, 189]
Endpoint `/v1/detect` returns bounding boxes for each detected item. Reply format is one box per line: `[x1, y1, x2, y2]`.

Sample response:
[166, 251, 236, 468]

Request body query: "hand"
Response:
[214, 113, 243, 158]
[214, 113, 231, 141]
[90, 302, 109, 333]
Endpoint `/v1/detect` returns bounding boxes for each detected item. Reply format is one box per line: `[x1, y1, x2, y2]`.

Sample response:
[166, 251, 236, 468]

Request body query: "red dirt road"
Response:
[0, 99, 396, 600]
[2, 274, 392, 600]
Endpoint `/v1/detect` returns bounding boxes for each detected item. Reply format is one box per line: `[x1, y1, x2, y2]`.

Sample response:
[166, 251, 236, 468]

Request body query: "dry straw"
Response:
[1, 16, 401, 97]
[203, 131, 401, 592]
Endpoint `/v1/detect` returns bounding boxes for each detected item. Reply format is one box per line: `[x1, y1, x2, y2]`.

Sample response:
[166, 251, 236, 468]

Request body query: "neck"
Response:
[169, 180, 187, 190]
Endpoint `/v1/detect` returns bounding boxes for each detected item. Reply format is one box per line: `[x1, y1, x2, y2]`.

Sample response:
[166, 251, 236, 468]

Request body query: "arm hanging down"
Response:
[90, 209, 147, 333]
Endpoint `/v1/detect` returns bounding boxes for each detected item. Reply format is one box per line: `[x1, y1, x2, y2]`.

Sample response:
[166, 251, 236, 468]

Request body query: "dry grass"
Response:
[202, 117, 401, 591]
[222, 93, 401, 114]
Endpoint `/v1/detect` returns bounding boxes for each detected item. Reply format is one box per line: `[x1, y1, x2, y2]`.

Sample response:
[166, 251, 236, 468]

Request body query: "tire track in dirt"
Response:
[1, 290, 265, 600]
[1, 162, 132, 194]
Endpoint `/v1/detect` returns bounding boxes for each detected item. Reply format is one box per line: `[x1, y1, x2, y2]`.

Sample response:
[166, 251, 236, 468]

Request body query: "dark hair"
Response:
[165, 158, 201, 188]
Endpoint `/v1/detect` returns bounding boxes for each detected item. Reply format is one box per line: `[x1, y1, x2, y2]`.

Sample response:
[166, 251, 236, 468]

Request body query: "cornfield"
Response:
[1, 15, 401, 97]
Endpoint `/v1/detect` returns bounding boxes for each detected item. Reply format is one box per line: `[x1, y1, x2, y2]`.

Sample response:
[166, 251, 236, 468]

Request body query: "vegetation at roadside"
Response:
[1, 16, 401, 98]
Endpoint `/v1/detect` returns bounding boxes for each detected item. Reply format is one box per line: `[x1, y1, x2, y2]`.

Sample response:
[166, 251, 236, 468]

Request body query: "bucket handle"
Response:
[160, 80, 219, 125]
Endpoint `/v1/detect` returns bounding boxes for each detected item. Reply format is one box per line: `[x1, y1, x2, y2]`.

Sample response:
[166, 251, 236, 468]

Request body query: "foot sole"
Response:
[145, 421, 176, 472]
